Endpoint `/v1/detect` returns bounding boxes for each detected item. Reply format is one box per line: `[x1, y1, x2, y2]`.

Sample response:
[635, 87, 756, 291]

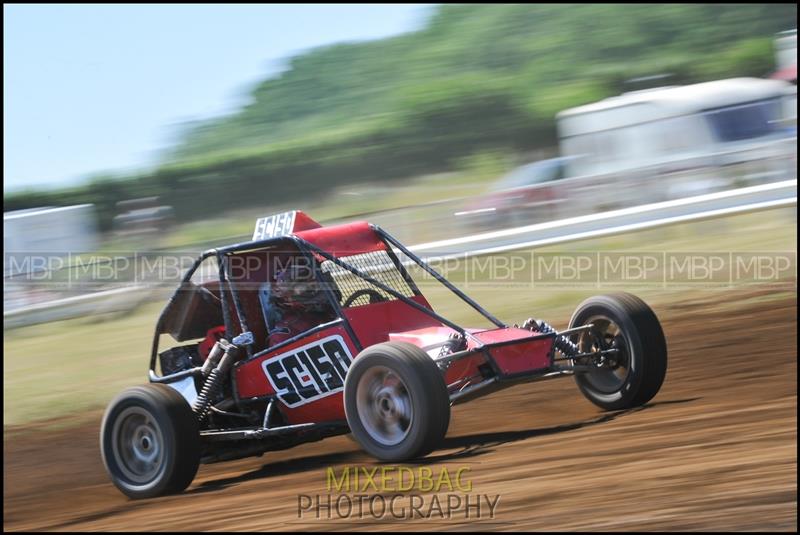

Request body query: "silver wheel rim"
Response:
[111, 406, 165, 485]
[356, 366, 413, 446]
[577, 315, 630, 394]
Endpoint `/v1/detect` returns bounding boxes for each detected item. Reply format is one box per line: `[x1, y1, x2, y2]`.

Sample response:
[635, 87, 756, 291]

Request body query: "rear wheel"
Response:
[344, 342, 450, 461]
[101, 384, 201, 499]
[568, 293, 667, 411]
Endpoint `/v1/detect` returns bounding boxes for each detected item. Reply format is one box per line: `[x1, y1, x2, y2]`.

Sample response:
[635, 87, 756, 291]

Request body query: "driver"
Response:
[263, 260, 335, 347]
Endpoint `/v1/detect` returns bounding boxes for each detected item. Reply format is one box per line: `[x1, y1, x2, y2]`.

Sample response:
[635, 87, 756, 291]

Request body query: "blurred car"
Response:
[113, 197, 175, 241]
[455, 157, 573, 229]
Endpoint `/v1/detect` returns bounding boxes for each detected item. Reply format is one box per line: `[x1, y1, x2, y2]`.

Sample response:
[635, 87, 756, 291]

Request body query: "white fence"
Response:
[4, 179, 796, 328]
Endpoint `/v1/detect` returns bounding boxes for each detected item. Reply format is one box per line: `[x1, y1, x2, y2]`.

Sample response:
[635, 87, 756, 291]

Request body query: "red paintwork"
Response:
[388, 326, 486, 389]
[388, 325, 554, 385]
[485, 337, 553, 375]
[235, 323, 353, 398]
[291, 211, 323, 232]
[295, 221, 386, 258]
[467, 327, 553, 376]
[227, 216, 555, 426]
[343, 295, 440, 348]
[199, 326, 227, 361]
[388, 325, 461, 347]
[467, 327, 546, 347]
[234, 323, 357, 424]
[281, 391, 347, 425]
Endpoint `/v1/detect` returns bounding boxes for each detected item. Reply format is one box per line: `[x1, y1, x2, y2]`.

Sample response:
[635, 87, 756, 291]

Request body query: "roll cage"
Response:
[149, 224, 506, 384]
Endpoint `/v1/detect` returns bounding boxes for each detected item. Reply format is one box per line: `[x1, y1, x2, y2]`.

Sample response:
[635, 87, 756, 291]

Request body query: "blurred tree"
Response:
[6, 3, 797, 229]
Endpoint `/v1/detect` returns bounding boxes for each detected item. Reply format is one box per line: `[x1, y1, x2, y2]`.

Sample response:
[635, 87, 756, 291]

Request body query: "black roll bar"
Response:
[374, 225, 507, 329]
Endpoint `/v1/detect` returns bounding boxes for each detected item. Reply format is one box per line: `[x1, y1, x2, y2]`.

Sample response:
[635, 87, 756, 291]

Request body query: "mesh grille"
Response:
[321, 250, 415, 307]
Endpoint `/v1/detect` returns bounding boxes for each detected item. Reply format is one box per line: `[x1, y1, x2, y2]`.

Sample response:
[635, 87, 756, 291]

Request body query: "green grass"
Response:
[414, 207, 797, 322]
[3, 207, 796, 429]
[3, 302, 165, 427]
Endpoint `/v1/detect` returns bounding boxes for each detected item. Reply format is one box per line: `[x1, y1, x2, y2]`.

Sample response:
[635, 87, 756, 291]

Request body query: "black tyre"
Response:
[100, 383, 201, 499]
[344, 342, 450, 462]
[568, 292, 667, 411]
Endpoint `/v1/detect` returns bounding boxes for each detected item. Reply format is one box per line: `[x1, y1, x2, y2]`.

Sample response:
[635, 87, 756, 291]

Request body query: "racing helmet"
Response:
[272, 261, 329, 312]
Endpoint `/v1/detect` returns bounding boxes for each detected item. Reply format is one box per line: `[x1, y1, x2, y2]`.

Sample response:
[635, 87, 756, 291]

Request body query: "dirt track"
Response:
[4, 290, 797, 531]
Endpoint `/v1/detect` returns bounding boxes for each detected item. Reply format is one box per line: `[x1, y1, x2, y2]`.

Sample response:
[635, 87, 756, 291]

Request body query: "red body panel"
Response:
[295, 221, 386, 258]
[343, 295, 441, 348]
[468, 327, 553, 376]
[388, 326, 461, 348]
[290, 211, 323, 233]
[387, 325, 554, 388]
[443, 353, 488, 389]
[467, 327, 546, 346]
[485, 337, 553, 375]
[234, 324, 358, 424]
[233, 316, 553, 425]
[388, 326, 486, 388]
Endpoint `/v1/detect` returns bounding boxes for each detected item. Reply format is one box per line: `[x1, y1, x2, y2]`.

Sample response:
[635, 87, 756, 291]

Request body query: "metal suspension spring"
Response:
[529, 319, 580, 357]
[193, 368, 224, 423]
[437, 332, 466, 358]
[193, 341, 241, 424]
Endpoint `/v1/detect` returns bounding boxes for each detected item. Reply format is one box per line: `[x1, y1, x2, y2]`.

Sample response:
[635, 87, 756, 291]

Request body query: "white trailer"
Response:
[556, 77, 795, 179]
[4, 204, 99, 274]
[4, 204, 100, 311]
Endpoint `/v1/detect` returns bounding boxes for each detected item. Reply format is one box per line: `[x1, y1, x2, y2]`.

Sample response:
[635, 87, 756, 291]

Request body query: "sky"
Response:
[3, 4, 434, 193]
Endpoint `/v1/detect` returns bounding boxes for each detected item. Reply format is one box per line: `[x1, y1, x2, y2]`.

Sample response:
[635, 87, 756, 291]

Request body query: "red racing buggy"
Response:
[101, 211, 668, 498]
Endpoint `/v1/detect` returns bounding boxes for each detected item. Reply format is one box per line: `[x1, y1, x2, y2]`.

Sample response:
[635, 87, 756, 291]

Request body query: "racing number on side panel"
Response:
[261, 335, 354, 407]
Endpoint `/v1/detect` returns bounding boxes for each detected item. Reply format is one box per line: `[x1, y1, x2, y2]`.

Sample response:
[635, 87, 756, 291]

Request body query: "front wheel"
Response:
[568, 293, 667, 411]
[100, 384, 201, 499]
[344, 342, 450, 462]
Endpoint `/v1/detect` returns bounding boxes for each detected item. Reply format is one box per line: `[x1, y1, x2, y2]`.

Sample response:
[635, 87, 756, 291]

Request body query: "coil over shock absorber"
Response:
[193, 367, 230, 423]
[436, 332, 467, 372]
[192, 336, 246, 423]
[523, 318, 580, 357]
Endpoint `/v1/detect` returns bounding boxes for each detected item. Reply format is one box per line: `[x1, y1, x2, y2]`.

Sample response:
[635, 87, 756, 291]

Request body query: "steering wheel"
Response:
[343, 288, 388, 307]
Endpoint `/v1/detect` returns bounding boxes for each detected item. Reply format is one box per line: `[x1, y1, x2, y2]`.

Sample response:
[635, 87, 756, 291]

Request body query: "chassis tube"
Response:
[149, 250, 216, 376]
[375, 225, 507, 329]
[300, 240, 468, 335]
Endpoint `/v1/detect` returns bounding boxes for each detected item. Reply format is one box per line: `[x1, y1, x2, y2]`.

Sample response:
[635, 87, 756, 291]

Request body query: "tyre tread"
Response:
[569, 292, 667, 410]
[344, 341, 450, 461]
[101, 383, 201, 499]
